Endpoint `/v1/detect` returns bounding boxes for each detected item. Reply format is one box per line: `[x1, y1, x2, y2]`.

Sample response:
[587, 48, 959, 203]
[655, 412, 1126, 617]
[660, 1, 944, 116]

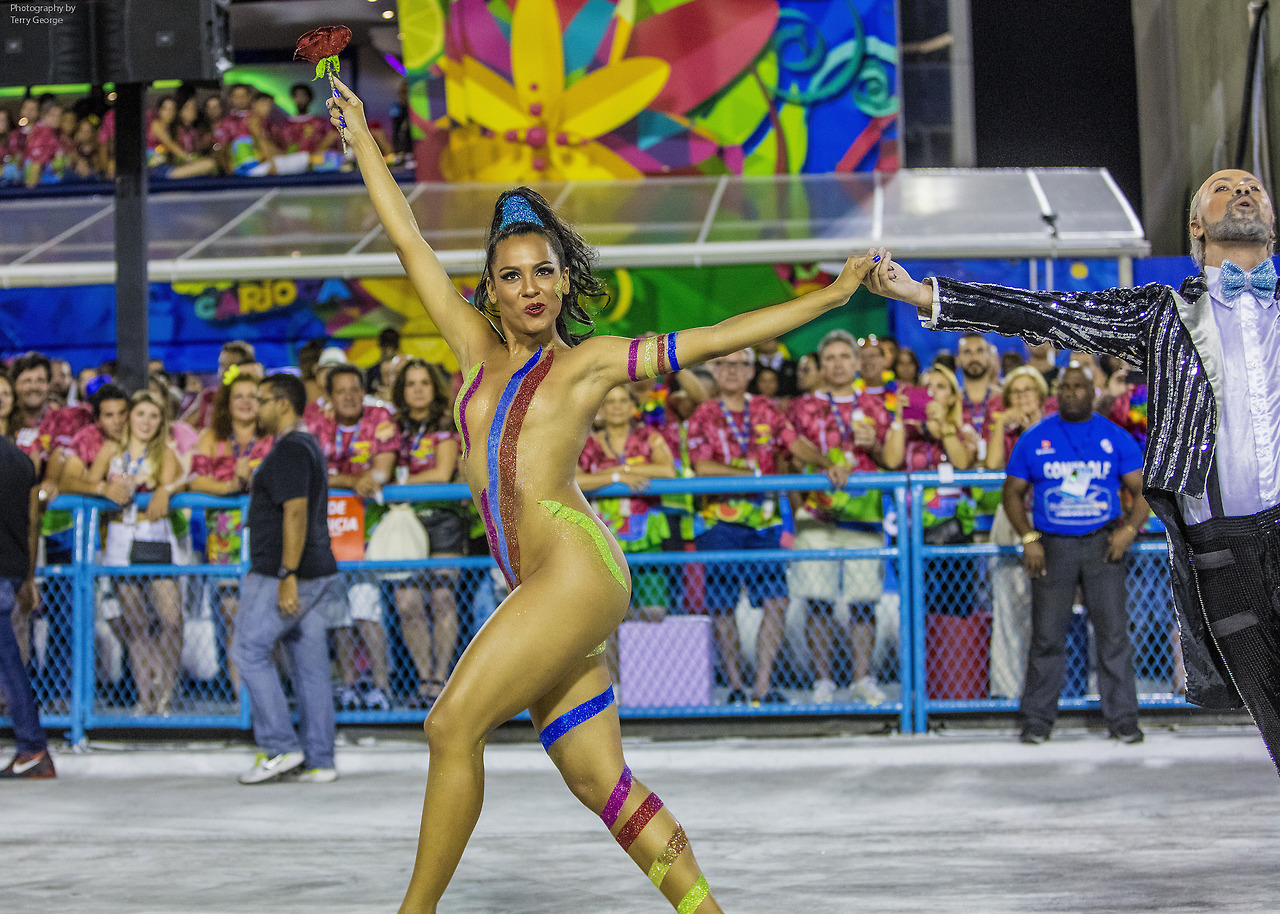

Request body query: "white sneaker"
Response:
[294, 767, 338, 784]
[812, 678, 837, 704]
[238, 751, 305, 785]
[852, 676, 886, 707]
[362, 687, 392, 711]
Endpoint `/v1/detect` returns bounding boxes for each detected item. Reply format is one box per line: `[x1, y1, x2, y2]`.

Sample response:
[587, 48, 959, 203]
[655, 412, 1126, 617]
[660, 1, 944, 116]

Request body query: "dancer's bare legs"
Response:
[398, 558, 719, 913]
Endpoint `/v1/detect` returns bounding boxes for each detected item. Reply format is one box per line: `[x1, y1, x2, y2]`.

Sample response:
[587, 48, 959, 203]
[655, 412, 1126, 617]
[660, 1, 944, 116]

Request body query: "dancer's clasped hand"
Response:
[865, 252, 935, 316]
[326, 77, 370, 140]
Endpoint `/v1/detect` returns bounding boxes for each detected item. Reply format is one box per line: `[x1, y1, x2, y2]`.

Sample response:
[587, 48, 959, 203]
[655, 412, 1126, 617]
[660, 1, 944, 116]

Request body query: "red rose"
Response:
[294, 25, 352, 63]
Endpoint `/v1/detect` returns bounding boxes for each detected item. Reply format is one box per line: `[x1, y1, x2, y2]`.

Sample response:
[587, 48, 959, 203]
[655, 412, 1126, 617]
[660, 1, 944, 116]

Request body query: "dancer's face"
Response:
[489, 233, 563, 338]
[1193, 170, 1275, 250]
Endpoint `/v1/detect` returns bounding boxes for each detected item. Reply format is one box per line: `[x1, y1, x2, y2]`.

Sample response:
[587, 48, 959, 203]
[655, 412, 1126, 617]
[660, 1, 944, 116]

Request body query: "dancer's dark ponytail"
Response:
[473, 187, 609, 346]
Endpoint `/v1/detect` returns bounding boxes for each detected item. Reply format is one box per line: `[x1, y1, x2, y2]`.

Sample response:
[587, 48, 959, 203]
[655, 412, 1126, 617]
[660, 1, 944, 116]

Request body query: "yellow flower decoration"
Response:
[438, 0, 670, 183]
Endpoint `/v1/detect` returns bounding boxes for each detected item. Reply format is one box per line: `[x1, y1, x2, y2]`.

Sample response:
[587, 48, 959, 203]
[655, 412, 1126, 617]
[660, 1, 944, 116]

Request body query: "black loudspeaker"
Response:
[96, 0, 232, 83]
[0, 0, 231, 88]
[0, 2, 94, 86]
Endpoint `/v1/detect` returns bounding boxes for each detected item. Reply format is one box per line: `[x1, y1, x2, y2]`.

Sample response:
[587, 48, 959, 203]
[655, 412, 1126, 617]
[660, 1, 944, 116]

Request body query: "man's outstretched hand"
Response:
[865, 254, 935, 319]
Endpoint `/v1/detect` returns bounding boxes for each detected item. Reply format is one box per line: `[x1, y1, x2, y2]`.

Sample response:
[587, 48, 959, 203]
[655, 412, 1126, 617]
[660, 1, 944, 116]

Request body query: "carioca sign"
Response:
[178, 278, 358, 322]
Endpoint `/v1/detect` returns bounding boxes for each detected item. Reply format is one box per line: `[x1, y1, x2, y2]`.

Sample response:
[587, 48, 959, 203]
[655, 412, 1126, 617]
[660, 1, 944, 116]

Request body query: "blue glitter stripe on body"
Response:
[539, 684, 616, 751]
[485, 347, 543, 585]
[667, 332, 681, 372]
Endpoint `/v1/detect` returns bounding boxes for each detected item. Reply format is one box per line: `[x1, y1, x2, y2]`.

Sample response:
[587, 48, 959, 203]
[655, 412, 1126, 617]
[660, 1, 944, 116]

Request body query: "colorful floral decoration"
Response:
[397, 0, 898, 182]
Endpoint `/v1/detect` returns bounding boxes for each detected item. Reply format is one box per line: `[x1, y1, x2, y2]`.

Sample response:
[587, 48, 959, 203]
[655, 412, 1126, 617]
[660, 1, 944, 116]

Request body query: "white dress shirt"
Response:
[1180, 265, 1280, 521]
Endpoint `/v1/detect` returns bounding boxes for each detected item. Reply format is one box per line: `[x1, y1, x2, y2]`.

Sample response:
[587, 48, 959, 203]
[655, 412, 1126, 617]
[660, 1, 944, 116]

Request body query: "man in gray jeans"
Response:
[234, 373, 341, 784]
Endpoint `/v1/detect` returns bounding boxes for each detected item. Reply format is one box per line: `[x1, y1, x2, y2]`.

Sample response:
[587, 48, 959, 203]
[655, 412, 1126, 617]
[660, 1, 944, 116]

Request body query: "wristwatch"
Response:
[277, 565, 297, 580]
[1020, 531, 1042, 545]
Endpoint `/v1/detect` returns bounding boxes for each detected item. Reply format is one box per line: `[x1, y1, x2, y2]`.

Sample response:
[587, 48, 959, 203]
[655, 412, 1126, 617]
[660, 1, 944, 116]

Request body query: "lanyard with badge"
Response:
[719, 398, 755, 469]
[1057, 419, 1098, 498]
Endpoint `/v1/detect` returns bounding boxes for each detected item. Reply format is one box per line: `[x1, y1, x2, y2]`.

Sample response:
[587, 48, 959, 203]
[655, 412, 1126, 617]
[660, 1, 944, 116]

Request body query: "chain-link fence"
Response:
[4, 476, 1198, 741]
[909, 474, 1187, 731]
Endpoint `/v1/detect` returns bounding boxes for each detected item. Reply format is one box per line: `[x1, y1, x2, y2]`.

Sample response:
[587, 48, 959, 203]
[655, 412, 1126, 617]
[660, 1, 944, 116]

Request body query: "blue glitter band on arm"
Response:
[499, 196, 545, 231]
[667, 333, 681, 372]
[539, 684, 616, 751]
[485, 348, 542, 584]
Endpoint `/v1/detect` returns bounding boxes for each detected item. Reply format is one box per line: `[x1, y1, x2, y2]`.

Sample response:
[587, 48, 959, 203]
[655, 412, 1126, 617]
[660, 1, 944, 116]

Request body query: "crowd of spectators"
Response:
[0, 81, 409, 189]
[0, 329, 1154, 717]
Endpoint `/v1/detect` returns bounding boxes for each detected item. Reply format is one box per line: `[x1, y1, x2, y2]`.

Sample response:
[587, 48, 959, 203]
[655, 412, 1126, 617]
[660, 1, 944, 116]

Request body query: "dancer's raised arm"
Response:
[328, 78, 494, 365]
[578, 251, 878, 389]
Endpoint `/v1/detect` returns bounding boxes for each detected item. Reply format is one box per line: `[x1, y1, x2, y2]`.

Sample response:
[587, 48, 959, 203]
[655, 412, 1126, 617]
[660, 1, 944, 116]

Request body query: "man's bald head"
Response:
[1189, 169, 1275, 268]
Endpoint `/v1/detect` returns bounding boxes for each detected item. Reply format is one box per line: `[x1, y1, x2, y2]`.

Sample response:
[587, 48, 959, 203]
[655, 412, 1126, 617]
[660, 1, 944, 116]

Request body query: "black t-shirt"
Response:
[248, 430, 337, 580]
[0, 436, 37, 579]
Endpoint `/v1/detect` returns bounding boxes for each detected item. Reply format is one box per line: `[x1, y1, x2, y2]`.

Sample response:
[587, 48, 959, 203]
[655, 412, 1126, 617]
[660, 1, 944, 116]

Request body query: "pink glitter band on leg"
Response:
[627, 338, 641, 382]
[600, 764, 632, 828]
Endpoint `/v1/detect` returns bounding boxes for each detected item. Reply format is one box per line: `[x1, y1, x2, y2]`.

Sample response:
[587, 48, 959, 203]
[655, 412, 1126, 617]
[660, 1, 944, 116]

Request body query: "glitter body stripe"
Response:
[667, 332, 681, 372]
[478, 490, 510, 590]
[483, 348, 542, 587]
[538, 499, 628, 591]
[600, 765, 632, 828]
[646, 825, 687, 888]
[627, 338, 641, 382]
[455, 363, 483, 460]
[677, 875, 710, 913]
[616, 792, 663, 851]
[538, 684, 615, 751]
[497, 350, 555, 584]
[641, 337, 659, 379]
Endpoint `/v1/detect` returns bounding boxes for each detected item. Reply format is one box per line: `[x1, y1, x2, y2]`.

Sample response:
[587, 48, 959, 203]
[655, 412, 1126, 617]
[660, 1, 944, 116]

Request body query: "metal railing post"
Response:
[895, 483, 914, 734]
[909, 478, 929, 734]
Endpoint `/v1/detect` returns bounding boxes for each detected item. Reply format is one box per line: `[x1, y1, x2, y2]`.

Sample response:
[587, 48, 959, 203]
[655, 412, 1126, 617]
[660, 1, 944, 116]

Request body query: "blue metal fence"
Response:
[1, 473, 1186, 744]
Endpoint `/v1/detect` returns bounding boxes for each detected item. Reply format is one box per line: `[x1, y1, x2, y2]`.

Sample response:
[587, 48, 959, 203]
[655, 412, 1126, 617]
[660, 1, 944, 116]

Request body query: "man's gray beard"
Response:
[1204, 210, 1272, 245]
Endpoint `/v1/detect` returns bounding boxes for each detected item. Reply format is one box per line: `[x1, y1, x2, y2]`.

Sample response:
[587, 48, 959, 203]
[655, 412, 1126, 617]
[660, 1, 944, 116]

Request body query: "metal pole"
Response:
[113, 82, 149, 394]
[947, 0, 977, 167]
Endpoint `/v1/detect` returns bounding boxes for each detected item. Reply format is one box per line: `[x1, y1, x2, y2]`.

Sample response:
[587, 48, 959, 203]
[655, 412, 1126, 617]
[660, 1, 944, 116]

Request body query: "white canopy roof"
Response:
[0, 168, 1147, 288]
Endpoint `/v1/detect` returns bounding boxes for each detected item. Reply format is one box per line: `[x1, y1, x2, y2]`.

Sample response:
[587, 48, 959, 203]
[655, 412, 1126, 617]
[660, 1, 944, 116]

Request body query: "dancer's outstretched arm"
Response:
[328, 78, 495, 367]
[577, 250, 878, 389]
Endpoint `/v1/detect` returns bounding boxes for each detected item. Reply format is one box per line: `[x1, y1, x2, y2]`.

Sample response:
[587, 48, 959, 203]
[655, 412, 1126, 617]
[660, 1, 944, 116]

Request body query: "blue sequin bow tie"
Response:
[1220, 258, 1278, 302]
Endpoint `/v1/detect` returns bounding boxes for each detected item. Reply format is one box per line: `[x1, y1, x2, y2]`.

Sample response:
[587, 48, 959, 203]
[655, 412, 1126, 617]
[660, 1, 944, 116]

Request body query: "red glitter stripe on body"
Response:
[616, 792, 664, 851]
[656, 334, 669, 375]
[496, 350, 555, 584]
[627, 338, 640, 382]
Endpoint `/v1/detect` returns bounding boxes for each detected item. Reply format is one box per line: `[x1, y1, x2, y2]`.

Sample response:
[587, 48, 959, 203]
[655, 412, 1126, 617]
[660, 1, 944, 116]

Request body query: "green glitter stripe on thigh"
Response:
[677, 875, 710, 913]
[539, 500, 628, 592]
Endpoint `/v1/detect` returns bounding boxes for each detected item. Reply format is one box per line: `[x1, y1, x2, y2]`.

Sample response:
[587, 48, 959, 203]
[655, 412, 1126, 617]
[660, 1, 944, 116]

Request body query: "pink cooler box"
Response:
[619, 616, 713, 708]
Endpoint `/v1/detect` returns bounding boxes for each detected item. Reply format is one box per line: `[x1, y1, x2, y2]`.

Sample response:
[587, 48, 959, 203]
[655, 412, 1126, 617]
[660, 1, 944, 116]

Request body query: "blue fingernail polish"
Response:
[873, 255, 881, 263]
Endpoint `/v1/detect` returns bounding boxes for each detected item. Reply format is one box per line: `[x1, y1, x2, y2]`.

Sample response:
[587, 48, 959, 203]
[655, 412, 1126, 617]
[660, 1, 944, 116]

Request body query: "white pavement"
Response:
[4, 725, 1279, 913]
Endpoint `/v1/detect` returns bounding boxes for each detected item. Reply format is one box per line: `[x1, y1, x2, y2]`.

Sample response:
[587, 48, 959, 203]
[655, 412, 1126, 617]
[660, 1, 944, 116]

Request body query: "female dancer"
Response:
[330, 78, 874, 913]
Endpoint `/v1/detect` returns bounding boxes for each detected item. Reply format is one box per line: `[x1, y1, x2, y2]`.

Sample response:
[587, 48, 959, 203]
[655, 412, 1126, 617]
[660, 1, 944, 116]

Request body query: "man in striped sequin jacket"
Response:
[868, 169, 1280, 775]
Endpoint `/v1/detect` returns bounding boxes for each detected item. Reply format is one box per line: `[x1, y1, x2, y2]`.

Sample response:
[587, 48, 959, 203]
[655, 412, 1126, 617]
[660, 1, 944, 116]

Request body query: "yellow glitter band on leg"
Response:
[646, 825, 688, 888]
[676, 875, 710, 913]
[539, 500, 629, 591]
[641, 336, 659, 380]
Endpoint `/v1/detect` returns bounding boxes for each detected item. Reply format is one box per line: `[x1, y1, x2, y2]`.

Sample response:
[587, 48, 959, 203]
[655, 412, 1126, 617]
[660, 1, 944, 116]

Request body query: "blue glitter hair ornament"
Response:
[499, 195, 545, 231]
